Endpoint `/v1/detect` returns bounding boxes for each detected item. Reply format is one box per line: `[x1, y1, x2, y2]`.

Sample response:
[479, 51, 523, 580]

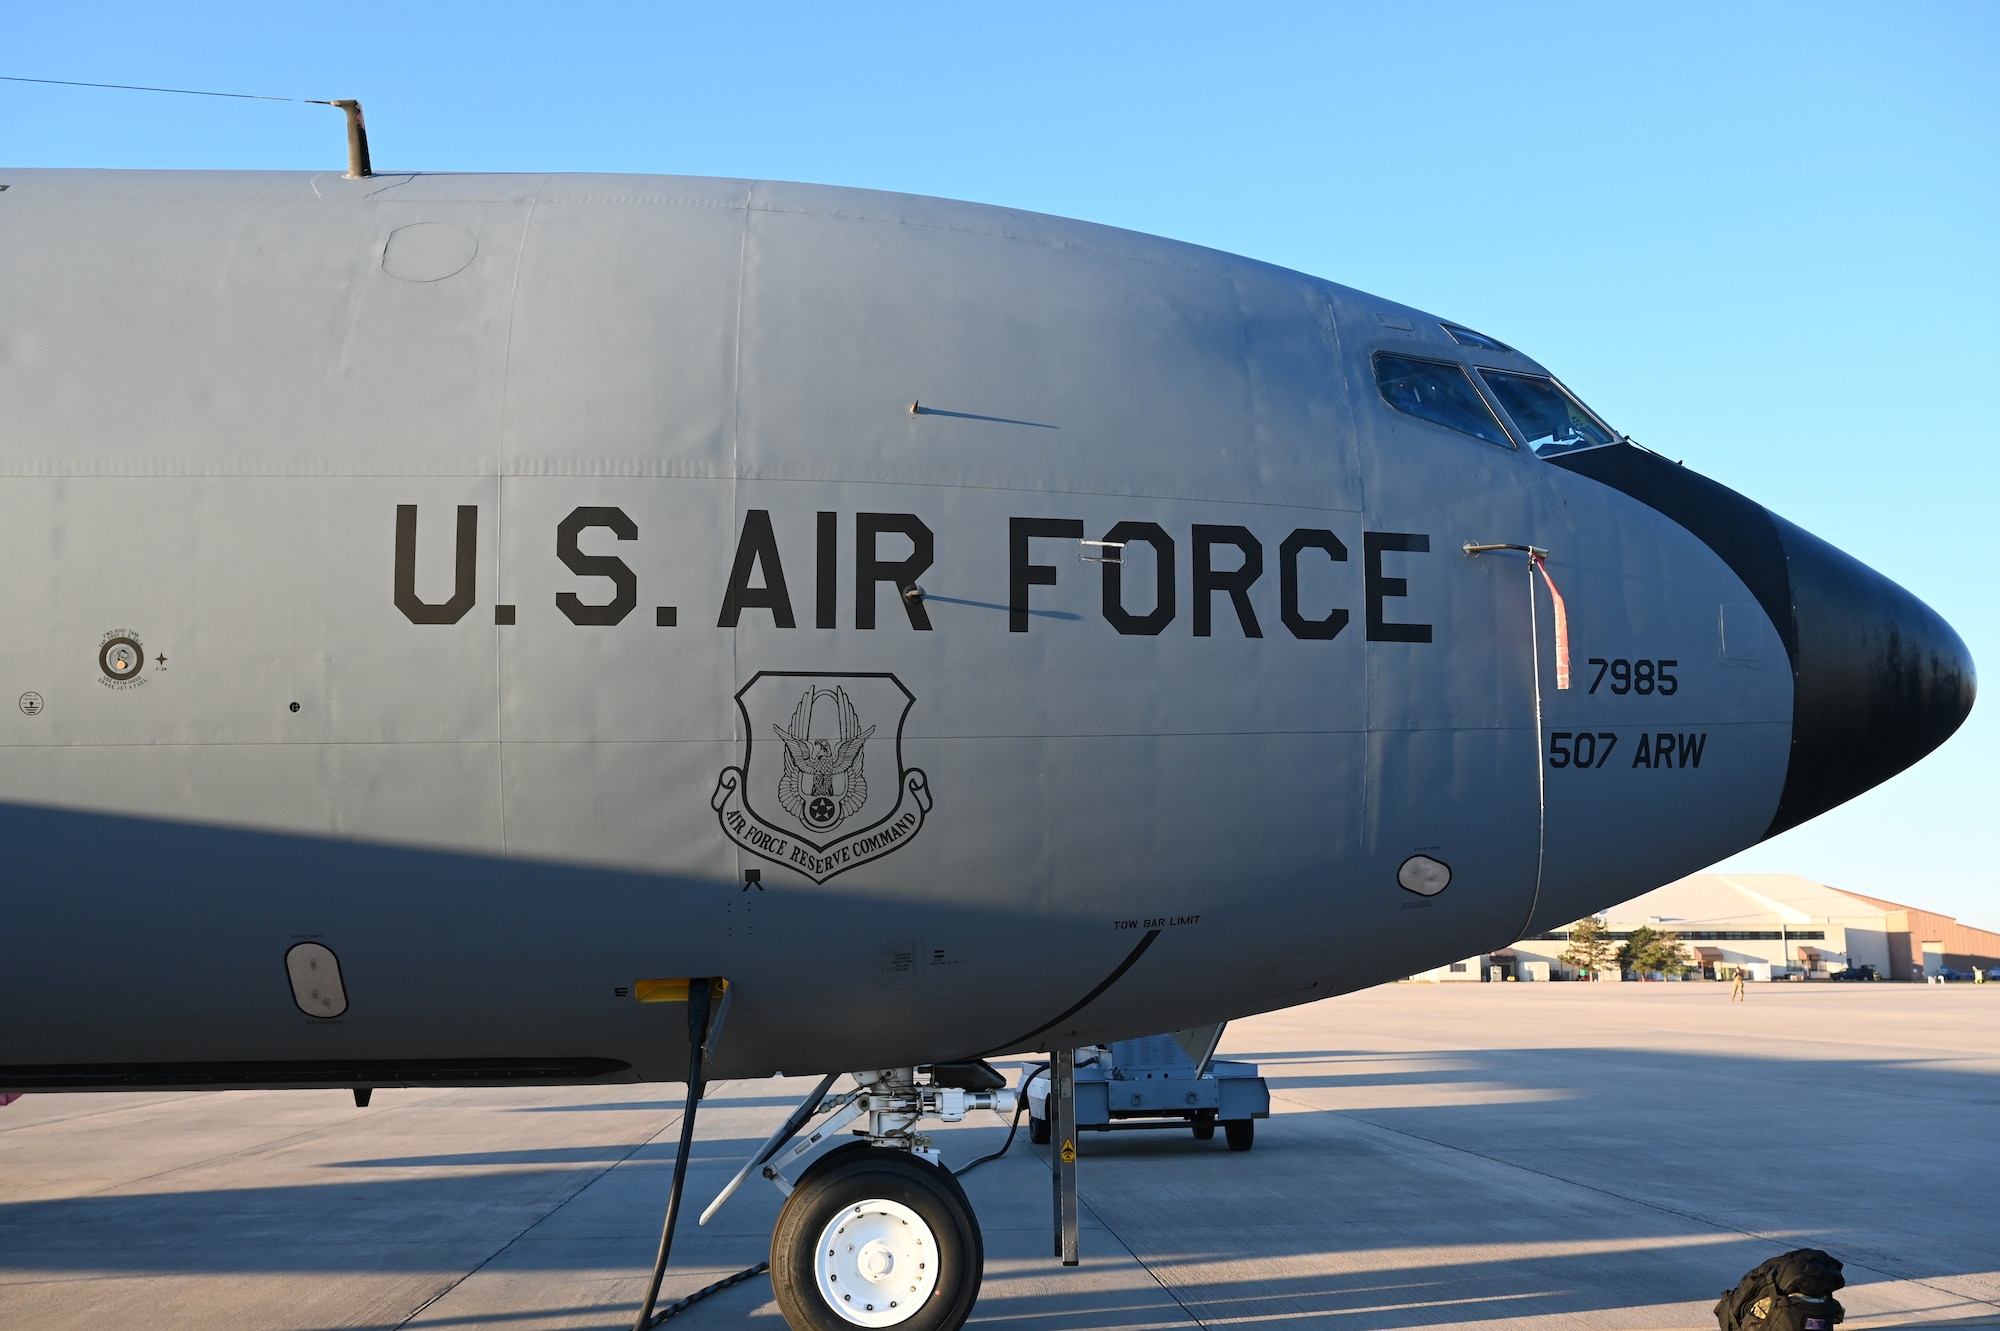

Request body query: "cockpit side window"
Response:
[1477, 369, 1619, 457]
[1441, 323, 1513, 353]
[1373, 353, 1513, 448]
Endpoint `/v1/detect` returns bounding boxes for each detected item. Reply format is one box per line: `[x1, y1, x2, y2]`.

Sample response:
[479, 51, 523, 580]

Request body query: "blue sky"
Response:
[7, 2, 1996, 924]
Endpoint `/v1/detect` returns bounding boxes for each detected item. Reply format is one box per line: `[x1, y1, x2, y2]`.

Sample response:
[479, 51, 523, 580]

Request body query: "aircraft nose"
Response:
[1766, 513, 1976, 836]
[1543, 444, 1974, 840]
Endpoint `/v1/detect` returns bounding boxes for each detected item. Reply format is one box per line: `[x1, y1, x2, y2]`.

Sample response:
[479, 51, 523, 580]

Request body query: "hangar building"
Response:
[1415, 874, 2000, 981]
[1522, 874, 2000, 980]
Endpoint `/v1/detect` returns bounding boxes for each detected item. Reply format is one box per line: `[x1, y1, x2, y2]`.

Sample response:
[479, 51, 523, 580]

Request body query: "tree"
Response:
[1618, 925, 1692, 979]
[1560, 915, 1616, 980]
[1646, 930, 1694, 978]
[1616, 925, 1655, 977]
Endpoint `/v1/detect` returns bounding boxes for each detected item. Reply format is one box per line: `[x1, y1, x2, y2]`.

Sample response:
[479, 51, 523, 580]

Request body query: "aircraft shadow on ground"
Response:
[3, 1046, 1996, 1330]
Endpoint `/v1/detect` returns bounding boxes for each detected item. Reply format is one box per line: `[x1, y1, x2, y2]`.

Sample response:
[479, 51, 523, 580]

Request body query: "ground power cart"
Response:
[1025, 1026, 1270, 1150]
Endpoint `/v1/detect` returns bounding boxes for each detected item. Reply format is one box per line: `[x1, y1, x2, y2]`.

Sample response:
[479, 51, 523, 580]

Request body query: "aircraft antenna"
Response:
[0, 73, 298, 101]
[313, 99, 372, 177]
[0, 75, 373, 177]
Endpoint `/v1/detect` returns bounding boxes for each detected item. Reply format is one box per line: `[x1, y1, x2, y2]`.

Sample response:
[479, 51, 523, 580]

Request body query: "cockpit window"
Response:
[1441, 323, 1513, 353]
[1477, 369, 1619, 457]
[1373, 354, 1512, 448]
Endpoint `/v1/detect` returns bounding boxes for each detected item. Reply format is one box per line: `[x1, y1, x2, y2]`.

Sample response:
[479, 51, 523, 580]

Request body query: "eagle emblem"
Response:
[772, 686, 876, 832]
[711, 671, 932, 884]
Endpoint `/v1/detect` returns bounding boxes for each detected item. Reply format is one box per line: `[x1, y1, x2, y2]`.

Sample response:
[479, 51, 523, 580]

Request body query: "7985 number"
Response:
[1587, 658, 1677, 695]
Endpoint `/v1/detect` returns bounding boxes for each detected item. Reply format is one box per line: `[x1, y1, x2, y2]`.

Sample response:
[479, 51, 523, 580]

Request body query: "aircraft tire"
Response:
[1190, 1111, 1216, 1141]
[1223, 1119, 1254, 1152]
[1027, 1112, 1050, 1145]
[770, 1145, 983, 1331]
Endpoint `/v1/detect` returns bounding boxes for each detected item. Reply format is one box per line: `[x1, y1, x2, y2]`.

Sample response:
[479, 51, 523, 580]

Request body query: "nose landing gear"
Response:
[771, 1146, 981, 1330]
[700, 1065, 1011, 1331]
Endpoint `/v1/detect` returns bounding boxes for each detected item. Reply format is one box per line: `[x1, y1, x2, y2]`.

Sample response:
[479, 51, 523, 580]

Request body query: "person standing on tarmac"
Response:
[1730, 968, 1746, 1002]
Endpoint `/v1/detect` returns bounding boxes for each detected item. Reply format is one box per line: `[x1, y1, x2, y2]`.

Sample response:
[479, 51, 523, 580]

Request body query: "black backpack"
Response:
[1715, 1249, 1846, 1330]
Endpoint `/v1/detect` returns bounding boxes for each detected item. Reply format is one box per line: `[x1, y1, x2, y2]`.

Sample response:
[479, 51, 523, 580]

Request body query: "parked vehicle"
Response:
[1024, 1031, 1269, 1152]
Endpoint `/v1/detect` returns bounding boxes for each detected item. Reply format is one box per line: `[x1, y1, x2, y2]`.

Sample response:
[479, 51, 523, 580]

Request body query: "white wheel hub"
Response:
[813, 1196, 939, 1327]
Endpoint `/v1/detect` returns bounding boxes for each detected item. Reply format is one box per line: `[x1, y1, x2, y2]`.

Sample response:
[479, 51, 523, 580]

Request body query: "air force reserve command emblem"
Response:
[712, 672, 932, 883]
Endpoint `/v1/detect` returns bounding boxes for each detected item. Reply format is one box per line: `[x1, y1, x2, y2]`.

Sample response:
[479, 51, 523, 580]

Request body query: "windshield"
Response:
[1476, 369, 1619, 457]
[1441, 323, 1512, 352]
[1373, 354, 1512, 448]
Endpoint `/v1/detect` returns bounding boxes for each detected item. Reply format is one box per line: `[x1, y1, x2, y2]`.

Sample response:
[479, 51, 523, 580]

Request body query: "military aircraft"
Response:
[0, 163, 1974, 1331]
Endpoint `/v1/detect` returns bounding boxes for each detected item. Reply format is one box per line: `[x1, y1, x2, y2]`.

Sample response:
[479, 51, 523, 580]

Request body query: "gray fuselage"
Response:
[0, 171, 1973, 1089]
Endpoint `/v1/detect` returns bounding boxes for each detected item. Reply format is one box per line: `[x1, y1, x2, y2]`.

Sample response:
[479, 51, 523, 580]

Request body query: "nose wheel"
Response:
[771, 1146, 983, 1331]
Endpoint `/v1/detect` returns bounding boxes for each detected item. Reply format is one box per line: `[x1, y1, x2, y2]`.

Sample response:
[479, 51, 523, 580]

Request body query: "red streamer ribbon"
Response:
[1531, 553, 1570, 690]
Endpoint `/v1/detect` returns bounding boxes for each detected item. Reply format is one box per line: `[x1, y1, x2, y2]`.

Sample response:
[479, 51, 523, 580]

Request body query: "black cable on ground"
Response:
[639, 1071, 840, 1325]
[631, 982, 715, 1331]
[643, 1260, 771, 1327]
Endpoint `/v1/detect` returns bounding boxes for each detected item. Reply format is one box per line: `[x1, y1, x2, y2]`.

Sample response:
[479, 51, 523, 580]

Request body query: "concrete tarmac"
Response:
[3, 983, 1996, 1330]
